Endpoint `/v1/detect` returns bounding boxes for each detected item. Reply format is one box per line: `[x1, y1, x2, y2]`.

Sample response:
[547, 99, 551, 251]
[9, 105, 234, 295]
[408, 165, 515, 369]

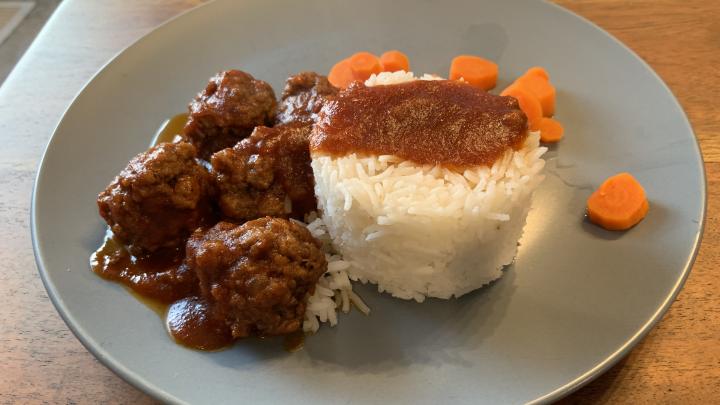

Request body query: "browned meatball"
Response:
[275, 72, 338, 126]
[183, 70, 277, 159]
[97, 142, 214, 255]
[185, 219, 327, 338]
[210, 124, 316, 221]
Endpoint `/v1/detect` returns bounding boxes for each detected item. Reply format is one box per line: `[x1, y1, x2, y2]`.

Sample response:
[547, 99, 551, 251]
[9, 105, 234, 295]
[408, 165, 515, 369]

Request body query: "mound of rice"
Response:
[310, 71, 547, 302]
[302, 71, 547, 332]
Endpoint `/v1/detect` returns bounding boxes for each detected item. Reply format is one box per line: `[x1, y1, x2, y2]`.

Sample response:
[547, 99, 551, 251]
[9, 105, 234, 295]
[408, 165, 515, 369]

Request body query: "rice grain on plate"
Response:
[300, 214, 369, 333]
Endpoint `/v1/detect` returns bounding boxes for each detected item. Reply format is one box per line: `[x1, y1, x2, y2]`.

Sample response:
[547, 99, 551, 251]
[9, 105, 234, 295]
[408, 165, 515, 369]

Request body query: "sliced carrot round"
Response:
[500, 84, 543, 131]
[525, 66, 550, 81]
[587, 173, 649, 231]
[380, 50, 410, 72]
[349, 52, 382, 82]
[328, 58, 354, 89]
[538, 117, 564, 143]
[449, 55, 498, 90]
[516, 74, 556, 117]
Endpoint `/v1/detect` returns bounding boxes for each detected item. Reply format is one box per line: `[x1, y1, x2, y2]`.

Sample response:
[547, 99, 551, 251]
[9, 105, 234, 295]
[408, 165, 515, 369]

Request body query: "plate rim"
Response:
[30, 1, 707, 404]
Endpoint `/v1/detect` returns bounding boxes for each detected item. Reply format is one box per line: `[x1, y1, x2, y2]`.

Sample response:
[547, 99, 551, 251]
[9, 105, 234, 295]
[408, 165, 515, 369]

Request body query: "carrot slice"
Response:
[500, 84, 543, 131]
[525, 66, 550, 81]
[516, 74, 556, 117]
[538, 117, 564, 143]
[349, 52, 382, 81]
[449, 55, 499, 90]
[587, 173, 649, 231]
[380, 50, 410, 72]
[328, 58, 354, 89]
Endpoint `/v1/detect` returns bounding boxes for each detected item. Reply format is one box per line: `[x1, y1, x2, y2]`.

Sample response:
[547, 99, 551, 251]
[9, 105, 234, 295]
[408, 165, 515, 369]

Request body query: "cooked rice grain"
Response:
[301, 215, 369, 333]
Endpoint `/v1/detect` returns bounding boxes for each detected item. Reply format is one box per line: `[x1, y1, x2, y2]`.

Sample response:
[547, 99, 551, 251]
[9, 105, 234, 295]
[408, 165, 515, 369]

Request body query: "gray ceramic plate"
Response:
[32, 0, 705, 403]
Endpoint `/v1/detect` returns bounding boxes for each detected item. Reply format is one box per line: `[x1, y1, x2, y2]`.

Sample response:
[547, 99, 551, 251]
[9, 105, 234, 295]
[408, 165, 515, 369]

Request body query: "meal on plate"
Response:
[90, 50, 647, 351]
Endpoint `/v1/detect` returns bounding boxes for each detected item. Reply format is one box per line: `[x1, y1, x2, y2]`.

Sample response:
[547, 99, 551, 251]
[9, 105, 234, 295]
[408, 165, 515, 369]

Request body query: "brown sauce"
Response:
[152, 113, 188, 145]
[310, 80, 528, 169]
[90, 231, 235, 350]
[91, 232, 311, 352]
[166, 297, 234, 351]
[90, 231, 197, 304]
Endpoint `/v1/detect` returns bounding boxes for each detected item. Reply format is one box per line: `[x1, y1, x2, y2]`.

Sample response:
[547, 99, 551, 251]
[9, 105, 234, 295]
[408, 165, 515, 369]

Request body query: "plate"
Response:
[31, 0, 705, 403]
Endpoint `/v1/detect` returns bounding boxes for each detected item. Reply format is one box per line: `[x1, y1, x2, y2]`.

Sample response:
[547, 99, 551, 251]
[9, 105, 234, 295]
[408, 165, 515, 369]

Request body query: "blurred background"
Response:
[0, 1, 59, 84]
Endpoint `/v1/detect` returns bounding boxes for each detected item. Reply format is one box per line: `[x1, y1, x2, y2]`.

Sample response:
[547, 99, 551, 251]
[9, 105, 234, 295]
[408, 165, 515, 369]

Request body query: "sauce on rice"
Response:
[311, 80, 528, 168]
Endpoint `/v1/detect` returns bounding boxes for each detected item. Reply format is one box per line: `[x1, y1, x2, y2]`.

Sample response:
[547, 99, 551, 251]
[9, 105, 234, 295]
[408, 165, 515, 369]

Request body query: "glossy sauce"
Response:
[166, 297, 234, 351]
[91, 231, 306, 351]
[311, 80, 528, 169]
[90, 231, 236, 350]
[90, 230, 196, 303]
[152, 113, 189, 145]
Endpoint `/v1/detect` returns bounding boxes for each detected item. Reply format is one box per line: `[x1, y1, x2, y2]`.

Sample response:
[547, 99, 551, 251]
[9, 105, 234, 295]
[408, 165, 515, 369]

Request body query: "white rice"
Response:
[300, 213, 369, 333]
[302, 71, 547, 331]
[364, 70, 443, 86]
[312, 134, 545, 301]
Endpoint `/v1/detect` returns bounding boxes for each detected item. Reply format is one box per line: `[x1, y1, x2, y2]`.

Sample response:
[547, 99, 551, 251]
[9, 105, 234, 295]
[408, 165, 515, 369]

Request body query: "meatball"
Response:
[210, 124, 316, 221]
[183, 70, 277, 159]
[97, 142, 214, 255]
[275, 72, 338, 126]
[185, 219, 327, 338]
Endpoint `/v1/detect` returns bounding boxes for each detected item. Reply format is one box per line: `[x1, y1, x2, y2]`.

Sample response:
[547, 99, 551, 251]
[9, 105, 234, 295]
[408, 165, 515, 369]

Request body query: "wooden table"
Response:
[1, 1, 717, 403]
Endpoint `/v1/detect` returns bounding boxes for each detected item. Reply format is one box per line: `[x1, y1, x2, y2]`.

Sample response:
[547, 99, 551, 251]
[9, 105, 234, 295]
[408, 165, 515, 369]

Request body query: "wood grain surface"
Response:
[0, 1, 717, 403]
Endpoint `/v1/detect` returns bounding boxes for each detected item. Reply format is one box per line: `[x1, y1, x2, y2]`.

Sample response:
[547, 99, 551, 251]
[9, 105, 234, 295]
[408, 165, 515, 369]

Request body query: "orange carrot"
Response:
[449, 55, 499, 90]
[524, 66, 550, 81]
[538, 117, 564, 143]
[380, 50, 410, 72]
[500, 84, 543, 131]
[587, 173, 649, 231]
[349, 52, 382, 81]
[328, 58, 354, 89]
[516, 74, 556, 117]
